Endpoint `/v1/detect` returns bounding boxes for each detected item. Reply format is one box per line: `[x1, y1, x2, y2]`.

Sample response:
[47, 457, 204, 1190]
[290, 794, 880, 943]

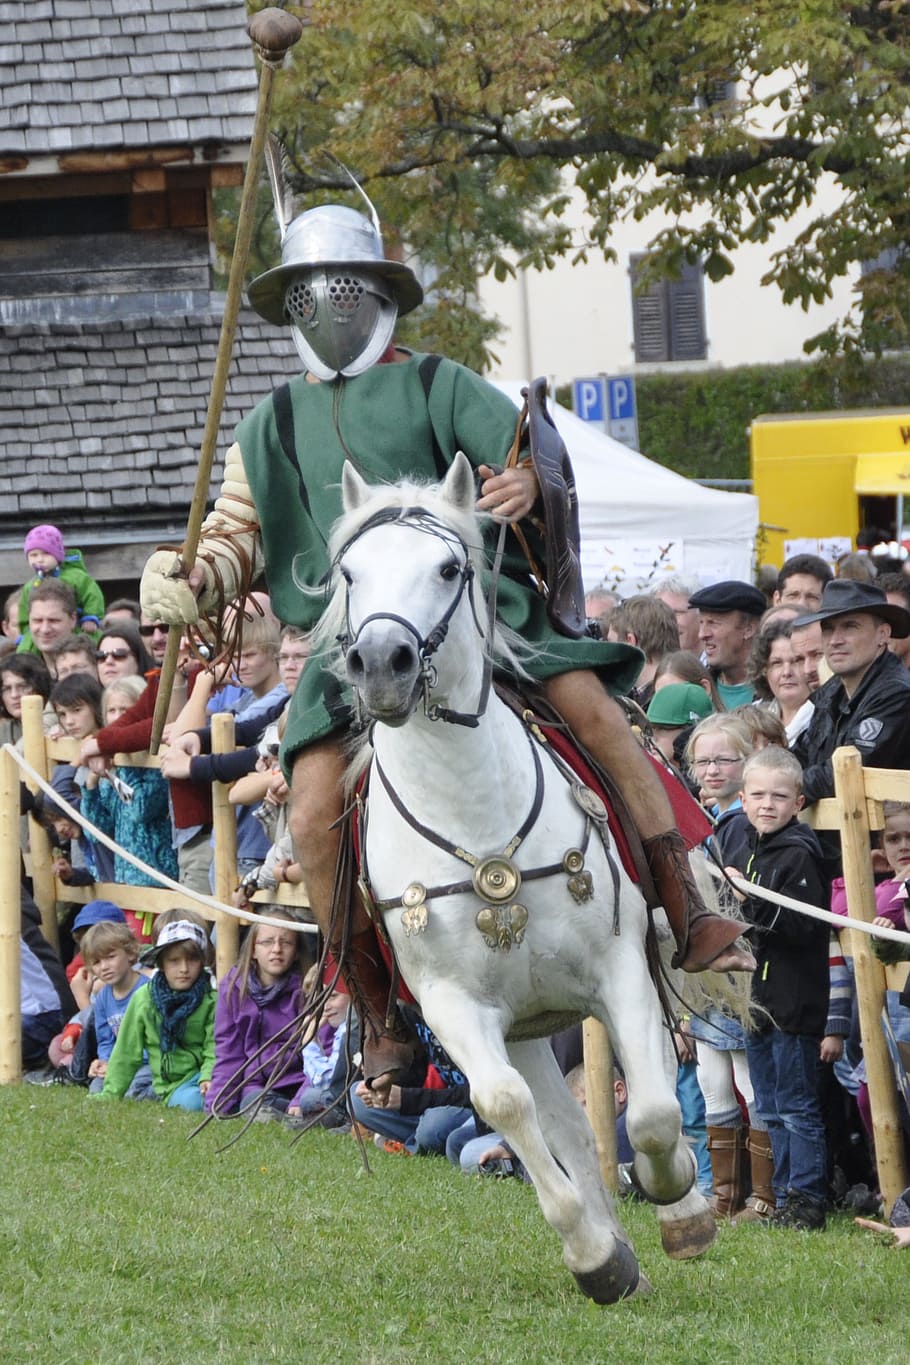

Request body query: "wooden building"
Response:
[0, 0, 298, 602]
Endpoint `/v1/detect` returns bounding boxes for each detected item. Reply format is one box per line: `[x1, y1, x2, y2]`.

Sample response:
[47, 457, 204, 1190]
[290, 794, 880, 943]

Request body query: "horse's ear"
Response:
[342, 460, 371, 512]
[441, 451, 476, 514]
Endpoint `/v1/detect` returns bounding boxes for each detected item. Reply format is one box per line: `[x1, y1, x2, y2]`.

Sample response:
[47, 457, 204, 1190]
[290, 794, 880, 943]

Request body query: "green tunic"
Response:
[235, 353, 642, 766]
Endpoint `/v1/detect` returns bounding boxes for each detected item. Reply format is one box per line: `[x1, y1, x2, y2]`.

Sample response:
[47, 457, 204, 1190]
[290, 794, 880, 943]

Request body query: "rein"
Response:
[336, 504, 508, 729]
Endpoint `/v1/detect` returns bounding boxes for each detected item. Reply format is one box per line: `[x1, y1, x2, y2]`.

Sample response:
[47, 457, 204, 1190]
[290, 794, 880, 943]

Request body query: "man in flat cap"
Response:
[791, 580, 910, 805]
[688, 580, 768, 709]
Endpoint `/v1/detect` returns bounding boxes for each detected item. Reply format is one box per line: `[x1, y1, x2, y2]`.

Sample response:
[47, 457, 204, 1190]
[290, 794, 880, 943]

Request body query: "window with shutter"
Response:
[630, 255, 707, 363]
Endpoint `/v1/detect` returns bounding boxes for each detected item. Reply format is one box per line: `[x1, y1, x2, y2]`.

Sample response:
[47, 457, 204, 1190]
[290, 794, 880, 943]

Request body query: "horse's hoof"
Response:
[629, 1271, 654, 1299]
[659, 1208, 717, 1260]
[572, 1242, 640, 1304]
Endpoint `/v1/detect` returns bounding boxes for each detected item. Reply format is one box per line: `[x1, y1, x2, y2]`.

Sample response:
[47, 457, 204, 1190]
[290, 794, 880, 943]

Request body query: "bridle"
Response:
[335, 504, 504, 728]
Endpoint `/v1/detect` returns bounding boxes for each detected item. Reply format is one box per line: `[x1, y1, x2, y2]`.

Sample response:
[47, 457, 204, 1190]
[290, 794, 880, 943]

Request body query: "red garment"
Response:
[94, 668, 212, 829]
[65, 952, 84, 984]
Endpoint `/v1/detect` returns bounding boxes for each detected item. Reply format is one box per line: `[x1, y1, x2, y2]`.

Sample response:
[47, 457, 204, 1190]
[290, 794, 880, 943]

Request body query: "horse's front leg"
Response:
[419, 987, 640, 1304]
[506, 1038, 653, 1299]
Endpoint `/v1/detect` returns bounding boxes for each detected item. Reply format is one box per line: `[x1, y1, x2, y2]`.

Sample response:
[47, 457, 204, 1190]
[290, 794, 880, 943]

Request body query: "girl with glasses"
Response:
[681, 712, 766, 1222]
[205, 910, 310, 1119]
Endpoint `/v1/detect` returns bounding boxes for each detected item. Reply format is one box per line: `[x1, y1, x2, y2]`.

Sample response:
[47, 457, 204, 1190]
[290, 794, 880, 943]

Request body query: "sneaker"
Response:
[770, 1193, 826, 1231]
[251, 1103, 284, 1125]
[841, 1182, 881, 1217]
[24, 1065, 79, 1087]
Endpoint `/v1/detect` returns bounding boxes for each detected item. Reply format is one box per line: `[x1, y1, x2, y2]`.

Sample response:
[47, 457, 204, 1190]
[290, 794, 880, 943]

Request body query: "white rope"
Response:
[706, 860, 910, 948]
[11, 738, 910, 952]
[5, 743, 318, 936]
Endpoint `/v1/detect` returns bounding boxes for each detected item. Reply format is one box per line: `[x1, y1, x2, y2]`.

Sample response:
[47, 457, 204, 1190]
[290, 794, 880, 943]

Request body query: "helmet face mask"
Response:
[285, 267, 398, 379]
[246, 204, 423, 378]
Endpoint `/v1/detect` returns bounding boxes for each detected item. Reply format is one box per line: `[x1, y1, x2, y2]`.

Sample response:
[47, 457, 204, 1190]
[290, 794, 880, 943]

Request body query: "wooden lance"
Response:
[150, 7, 303, 752]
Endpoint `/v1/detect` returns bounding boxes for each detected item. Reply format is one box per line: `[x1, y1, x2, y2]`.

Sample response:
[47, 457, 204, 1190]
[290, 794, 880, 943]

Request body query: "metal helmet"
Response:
[246, 204, 423, 380]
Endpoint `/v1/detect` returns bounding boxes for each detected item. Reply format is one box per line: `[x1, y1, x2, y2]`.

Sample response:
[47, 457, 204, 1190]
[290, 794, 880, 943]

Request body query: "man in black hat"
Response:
[688, 580, 768, 709]
[792, 580, 910, 806]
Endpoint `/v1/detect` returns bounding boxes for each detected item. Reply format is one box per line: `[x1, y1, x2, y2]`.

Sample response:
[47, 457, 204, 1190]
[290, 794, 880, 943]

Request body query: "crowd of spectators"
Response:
[4, 523, 910, 1236]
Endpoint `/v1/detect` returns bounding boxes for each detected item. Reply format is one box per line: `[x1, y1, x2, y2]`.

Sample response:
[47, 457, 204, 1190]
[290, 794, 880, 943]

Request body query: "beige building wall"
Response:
[478, 177, 856, 386]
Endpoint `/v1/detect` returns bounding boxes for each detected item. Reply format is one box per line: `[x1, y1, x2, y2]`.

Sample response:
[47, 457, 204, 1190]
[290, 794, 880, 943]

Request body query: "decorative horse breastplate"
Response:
[360, 718, 622, 952]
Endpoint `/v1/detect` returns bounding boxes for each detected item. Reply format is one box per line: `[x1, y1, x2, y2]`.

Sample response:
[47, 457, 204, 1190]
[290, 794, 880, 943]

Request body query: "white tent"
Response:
[494, 382, 759, 593]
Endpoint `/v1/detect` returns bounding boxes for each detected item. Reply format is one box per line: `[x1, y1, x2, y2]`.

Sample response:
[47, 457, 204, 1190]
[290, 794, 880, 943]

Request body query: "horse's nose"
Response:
[347, 639, 418, 681]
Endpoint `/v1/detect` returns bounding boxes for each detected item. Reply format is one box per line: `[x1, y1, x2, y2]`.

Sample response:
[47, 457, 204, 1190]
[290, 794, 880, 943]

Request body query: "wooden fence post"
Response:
[583, 1018, 618, 1191]
[834, 747, 907, 1214]
[0, 744, 22, 1082]
[20, 694, 58, 951]
[211, 712, 240, 979]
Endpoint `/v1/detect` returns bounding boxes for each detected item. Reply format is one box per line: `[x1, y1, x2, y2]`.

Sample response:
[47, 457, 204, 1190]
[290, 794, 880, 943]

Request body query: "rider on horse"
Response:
[141, 201, 753, 1089]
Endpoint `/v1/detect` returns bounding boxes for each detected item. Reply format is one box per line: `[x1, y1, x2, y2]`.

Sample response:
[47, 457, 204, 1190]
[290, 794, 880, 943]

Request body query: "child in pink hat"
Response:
[18, 523, 105, 646]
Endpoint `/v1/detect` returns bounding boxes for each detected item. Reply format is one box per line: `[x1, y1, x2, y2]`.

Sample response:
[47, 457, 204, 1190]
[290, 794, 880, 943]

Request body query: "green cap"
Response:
[647, 682, 713, 728]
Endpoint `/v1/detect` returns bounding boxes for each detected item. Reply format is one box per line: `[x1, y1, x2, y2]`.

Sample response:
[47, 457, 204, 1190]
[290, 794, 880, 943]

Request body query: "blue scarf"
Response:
[150, 970, 208, 1056]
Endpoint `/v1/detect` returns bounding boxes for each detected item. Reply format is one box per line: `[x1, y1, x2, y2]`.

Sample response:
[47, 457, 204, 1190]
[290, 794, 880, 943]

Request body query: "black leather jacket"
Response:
[793, 649, 910, 806]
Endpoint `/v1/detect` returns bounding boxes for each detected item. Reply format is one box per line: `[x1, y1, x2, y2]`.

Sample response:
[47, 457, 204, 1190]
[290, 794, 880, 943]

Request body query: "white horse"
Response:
[317, 453, 716, 1303]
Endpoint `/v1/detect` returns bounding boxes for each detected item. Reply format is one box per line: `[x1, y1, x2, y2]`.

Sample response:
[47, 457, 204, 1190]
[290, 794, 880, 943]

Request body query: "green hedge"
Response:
[556, 357, 910, 482]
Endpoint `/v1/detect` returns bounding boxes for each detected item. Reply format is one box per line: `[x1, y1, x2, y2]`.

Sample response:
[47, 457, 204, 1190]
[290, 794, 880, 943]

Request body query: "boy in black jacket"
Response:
[723, 746, 830, 1230]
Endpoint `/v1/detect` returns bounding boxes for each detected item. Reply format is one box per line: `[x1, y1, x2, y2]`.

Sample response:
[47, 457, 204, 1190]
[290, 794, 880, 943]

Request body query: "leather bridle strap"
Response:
[372, 725, 546, 868]
[337, 503, 503, 729]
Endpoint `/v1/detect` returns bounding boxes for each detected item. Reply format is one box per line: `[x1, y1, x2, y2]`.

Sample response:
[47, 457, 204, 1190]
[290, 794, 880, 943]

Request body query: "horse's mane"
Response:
[309, 472, 533, 684]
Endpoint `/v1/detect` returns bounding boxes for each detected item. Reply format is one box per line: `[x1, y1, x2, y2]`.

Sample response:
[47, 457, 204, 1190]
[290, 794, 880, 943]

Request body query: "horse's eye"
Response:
[440, 562, 460, 582]
[340, 566, 353, 586]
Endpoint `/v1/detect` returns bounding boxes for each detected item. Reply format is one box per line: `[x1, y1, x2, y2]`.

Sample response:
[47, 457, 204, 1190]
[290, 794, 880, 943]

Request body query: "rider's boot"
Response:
[641, 830, 755, 973]
[338, 920, 425, 1089]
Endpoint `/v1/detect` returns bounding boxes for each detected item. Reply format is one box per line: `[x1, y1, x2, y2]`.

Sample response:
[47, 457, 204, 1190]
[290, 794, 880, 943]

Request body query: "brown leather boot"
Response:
[707, 1124, 747, 1220]
[641, 830, 755, 973]
[734, 1128, 777, 1223]
[339, 926, 424, 1089]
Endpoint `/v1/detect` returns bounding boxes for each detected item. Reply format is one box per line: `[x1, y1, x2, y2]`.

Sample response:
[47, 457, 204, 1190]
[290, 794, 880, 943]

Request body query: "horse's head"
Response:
[335, 453, 484, 726]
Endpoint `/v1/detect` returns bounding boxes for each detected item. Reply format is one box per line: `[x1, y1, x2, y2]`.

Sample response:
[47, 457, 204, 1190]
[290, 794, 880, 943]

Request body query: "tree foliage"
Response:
[260, 1, 910, 368]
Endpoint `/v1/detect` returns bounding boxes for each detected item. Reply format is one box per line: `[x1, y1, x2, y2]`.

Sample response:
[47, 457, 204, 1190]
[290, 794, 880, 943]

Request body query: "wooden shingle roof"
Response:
[0, 307, 299, 537]
[1, 0, 258, 157]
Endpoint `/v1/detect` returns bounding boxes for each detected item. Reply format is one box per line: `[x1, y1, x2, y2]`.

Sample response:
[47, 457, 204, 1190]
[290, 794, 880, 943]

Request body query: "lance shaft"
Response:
[150, 7, 303, 752]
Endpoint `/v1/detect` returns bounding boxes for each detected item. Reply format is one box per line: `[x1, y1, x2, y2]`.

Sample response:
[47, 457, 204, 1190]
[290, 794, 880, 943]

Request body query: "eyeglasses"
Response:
[256, 937, 297, 951]
[691, 756, 743, 772]
[1, 683, 30, 697]
[96, 648, 132, 663]
[139, 623, 170, 638]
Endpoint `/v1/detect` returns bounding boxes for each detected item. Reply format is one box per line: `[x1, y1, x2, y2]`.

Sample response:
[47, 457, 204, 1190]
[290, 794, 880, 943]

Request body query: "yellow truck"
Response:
[750, 408, 910, 567]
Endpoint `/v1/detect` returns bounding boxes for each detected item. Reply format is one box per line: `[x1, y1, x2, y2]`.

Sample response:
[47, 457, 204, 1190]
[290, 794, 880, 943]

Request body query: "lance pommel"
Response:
[248, 8, 304, 66]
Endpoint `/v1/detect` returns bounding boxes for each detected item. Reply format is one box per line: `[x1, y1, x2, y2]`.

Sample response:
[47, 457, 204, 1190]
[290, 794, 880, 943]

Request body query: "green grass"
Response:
[1, 1088, 904, 1365]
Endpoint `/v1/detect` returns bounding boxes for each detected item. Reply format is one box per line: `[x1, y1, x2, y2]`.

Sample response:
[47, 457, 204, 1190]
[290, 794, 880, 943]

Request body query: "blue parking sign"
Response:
[607, 376, 636, 423]
[572, 377, 606, 423]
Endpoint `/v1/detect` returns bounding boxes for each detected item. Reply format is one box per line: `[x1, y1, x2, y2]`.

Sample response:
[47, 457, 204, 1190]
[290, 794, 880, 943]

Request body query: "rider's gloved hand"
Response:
[140, 552, 206, 625]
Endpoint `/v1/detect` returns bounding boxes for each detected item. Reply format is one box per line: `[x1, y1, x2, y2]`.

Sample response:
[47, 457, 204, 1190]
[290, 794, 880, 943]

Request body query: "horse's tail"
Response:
[655, 847, 757, 1034]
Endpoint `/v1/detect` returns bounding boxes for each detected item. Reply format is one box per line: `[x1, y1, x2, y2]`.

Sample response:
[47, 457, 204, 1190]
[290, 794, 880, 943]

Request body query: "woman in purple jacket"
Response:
[206, 912, 309, 1117]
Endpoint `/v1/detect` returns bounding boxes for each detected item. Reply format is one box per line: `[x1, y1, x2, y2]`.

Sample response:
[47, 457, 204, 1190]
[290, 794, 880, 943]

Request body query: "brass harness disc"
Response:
[472, 855, 521, 903]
